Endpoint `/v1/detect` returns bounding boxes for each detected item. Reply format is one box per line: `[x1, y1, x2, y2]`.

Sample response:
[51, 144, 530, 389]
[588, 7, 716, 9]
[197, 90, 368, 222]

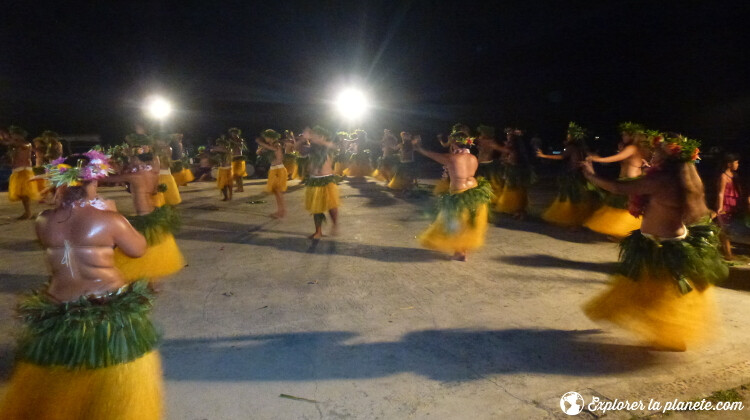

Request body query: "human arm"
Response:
[412, 136, 449, 166]
[110, 214, 148, 258]
[589, 144, 636, 163]
[536, 149, 564, 160]
[581, 160, 658, 195]
[717, 174, 728, 214]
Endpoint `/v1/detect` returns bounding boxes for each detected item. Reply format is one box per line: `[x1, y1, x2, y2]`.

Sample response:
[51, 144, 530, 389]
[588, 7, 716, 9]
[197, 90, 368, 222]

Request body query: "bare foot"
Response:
[308, 232, 324, 240]
[17, 213, 33, 220]
[452, 252, 467, 262]
[221, 197, 229, 202]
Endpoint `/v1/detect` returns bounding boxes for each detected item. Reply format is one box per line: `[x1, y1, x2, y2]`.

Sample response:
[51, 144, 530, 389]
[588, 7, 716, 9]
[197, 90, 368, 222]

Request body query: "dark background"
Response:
[1, 0, 748, 152]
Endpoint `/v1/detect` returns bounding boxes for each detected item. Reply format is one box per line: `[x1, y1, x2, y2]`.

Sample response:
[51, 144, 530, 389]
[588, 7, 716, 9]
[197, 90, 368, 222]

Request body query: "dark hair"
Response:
[723, 153, 740, 169]
[60, 185, 88, 208]
[63, 154, 91, 167]
[137, 152, 154, 162]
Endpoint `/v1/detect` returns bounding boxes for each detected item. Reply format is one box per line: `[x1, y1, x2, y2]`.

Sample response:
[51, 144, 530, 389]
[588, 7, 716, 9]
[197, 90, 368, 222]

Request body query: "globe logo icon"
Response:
[560, 391, 584, 415]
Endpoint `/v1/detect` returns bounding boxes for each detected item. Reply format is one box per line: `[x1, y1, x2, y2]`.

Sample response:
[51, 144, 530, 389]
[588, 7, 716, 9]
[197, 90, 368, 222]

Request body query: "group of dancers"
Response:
[0, 119, 739, 418]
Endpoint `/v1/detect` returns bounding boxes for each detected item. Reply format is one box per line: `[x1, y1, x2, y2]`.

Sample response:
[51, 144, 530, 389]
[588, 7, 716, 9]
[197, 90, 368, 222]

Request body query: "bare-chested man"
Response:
[581, 132, 724, 351]
[228, 128, 247, 192]
[413, 131, 492, 261]
[387, 131, 418, 193]
[257, 129, 288, 219]
[303, 126, 340, 239]
[582, 122, 649, 237]
[0, 153, 164, 418]
[1, 126, 40, 219]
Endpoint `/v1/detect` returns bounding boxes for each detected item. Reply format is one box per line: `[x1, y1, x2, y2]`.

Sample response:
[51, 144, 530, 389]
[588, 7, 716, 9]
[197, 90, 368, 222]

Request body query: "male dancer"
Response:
[1, 126, 40, 219]
[303, 126, 340, 239]
[257, 129, 288, 219]
[228, 128, 247, 192]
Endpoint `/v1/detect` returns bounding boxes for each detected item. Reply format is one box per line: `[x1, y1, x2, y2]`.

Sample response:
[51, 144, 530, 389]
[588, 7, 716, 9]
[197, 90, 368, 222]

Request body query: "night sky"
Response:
[1, 0, 748, 149]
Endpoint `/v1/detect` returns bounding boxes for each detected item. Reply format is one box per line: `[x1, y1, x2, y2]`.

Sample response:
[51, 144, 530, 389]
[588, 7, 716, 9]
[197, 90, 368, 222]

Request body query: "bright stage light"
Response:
[335, 88, 368, 120]
[145, 96, 172, 120]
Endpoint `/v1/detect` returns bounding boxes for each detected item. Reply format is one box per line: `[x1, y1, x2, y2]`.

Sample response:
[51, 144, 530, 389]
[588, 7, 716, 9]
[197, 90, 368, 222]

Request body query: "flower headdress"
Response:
[449, 130, 474, 147]
[228, 127, 242, 136]
[451, 123, 471, 136]
[649, 131, 701, 162]
[567, 122, 587, 141]
[618, 121, 645, 135]
[47, 150, 114, 187]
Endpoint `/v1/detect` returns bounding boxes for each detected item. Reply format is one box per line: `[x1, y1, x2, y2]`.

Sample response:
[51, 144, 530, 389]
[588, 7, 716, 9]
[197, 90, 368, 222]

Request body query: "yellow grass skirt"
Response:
[283, 161, 298, 180]
[343, 161, 373, 178]
[420, 203, 489, 253]
[172, 168, 194, 186]
[583, 205, 642, 238]
[584, 274, 716, 350]
[216, 167, 233, 189]
[158, 174, 181, 205]
[541, 197, 594, 227]
[266, 167, 288, 193]
[8, 168, 41, 202]
[305, 182, 340, 214]
[433, 178, 451, 196]
[231, 160, 247, 177]
[151, 193, 166, 208]
[114, 233, 184, 282]
[0, 351, 163, 420]
[494, 186, 527, 214]
[333, 161, 347, 176]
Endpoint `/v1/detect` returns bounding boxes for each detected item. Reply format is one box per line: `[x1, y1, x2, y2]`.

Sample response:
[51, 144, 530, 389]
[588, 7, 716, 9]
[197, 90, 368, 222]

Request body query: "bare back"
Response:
[448, 152, 479, 192]
[36, 206, 146, 301]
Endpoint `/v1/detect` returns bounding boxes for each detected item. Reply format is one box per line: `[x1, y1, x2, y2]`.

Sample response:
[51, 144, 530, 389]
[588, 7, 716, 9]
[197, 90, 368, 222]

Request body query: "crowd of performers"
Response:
[0, 119, 745, 418]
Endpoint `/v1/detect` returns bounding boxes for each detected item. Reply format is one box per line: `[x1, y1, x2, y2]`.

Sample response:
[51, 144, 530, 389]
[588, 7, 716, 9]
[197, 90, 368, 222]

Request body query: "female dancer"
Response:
[582, 133, 726, 351]
[1, 152, 163, 419]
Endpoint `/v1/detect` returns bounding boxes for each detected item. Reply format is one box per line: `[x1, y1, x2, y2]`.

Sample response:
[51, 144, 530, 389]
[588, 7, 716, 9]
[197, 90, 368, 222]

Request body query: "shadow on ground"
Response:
[492, 216, 610, 244]
[0, 273, 47, 294]
[498, 254, 617, 274]
[720, 268, 750, 292]
[161, 328, 658, 382]
[177, 219, 443, 262]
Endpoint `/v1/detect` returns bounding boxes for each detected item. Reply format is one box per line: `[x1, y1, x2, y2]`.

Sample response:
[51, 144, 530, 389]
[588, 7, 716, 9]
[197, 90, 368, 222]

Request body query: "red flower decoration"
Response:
[691, 147, 700, 161]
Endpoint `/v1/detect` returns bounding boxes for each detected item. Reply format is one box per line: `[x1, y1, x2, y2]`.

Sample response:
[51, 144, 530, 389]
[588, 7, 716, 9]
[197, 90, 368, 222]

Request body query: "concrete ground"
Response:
[1, 177, 749, 420]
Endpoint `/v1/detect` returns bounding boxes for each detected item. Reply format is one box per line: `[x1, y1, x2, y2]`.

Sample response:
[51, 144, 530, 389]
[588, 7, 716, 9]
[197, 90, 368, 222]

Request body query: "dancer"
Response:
[414, 132, 492, 261]
[343, 130, 374, 178]
[433, 133, 454, 196]
[169, 133, 195, 186]
[257, 129, 288, 219]
[387, 131, 417, 193]
[228, 128, 247, 192]
[106, 151, 185, 282]
[194, 146, 214, 181]
[154, 137, 182, 205]
[583, 122, 647, 238]
[475, 124, 505, 204]
[537, 122, 595, 228]
[213, 135, 235, 201]
[295, 133, 311, 181]
[282, 130, 299, 180]
[582, 133, 726, 351]
[2, 126, 40, 219]
[304, 125, 340, 239]
[0, 152, 163, 419]
[373, 129, 400, 183]
[490, 129, 534, 218]
[715, 153, 744, 260]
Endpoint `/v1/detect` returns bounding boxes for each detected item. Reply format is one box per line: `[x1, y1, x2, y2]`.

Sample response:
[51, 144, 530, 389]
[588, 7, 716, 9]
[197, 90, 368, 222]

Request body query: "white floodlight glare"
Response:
[146, 97, 172, 120]
[335, 88, 368, 120]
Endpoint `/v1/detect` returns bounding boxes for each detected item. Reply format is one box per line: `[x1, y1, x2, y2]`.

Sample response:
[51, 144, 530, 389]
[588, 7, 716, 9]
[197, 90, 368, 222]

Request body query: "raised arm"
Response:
[413, 136, 449, 166]
[589, 144, 636, 163]
[255, 138, 278, 152]
[536, 149, 564, 160]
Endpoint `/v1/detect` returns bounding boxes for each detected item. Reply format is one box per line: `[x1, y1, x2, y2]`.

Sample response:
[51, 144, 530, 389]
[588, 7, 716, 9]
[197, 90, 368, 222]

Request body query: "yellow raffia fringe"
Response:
[8, 168, 41, 202]
[583, 205, 642, 238]
[0, 351, 163, 420]
[158, 174, 181, 205]
[114, 233, 184, 282]
[305, 182, 340, 214]
[541, 197, 594, 227]
[419, 203, 489, 253]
